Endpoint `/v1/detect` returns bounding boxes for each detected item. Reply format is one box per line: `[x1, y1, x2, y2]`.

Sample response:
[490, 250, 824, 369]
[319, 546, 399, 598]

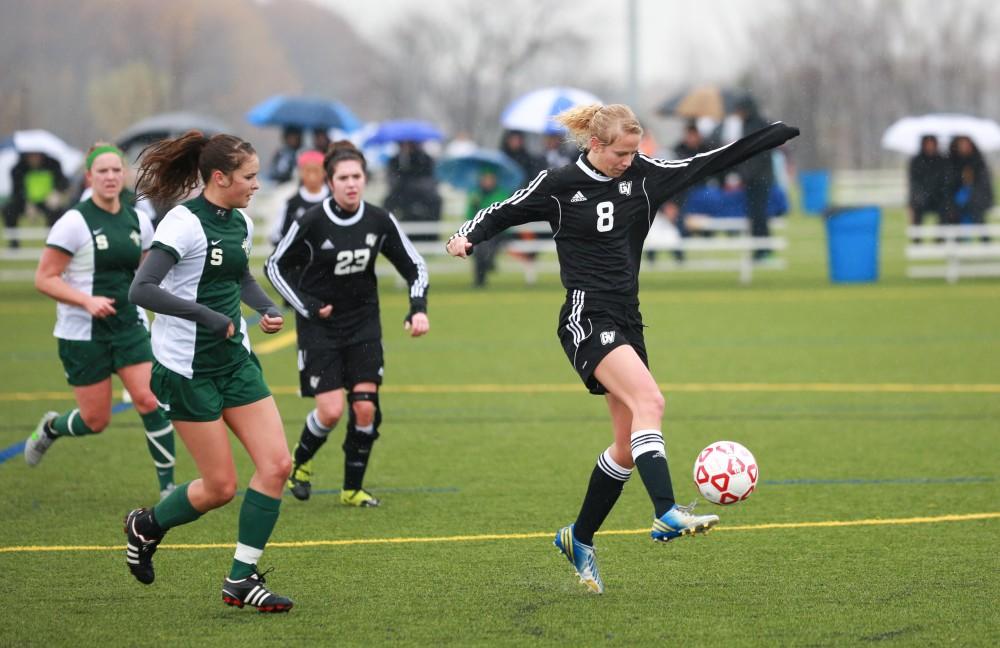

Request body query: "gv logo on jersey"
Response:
[618, 181, 632, 197]
[600, 331, 616, 345]
[365, 233, 377, 247]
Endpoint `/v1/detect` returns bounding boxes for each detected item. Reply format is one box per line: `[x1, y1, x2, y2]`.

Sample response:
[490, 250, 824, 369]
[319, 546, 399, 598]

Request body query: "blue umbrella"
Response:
[436, 149, 525, 192]
[364, 120, 444, 146]
[501, 87, 603, 135]
[246, 95, 362, 131]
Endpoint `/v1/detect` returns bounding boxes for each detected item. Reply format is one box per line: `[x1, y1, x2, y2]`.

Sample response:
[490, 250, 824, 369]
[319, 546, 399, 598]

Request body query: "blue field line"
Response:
[0, 441, 25, 465]
[0, 401, 135, 467]
[763, 476, 995, 486]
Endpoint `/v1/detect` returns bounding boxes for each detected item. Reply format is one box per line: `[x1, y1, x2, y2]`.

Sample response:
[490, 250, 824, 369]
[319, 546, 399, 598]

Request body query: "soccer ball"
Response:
[693, 441, 759, 505]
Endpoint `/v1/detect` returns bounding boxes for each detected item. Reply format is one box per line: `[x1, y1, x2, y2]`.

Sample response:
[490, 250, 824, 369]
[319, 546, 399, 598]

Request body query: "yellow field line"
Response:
[1, 512, 996, 554]
[253, 330, 297, 354]
[5, 382, 1000, 402]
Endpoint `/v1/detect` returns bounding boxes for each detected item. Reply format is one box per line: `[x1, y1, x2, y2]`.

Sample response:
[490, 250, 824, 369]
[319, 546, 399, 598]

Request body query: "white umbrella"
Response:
[881, 113, 1000, 155]
[8, 130, 84, 175]
[500, 87, 603, 135]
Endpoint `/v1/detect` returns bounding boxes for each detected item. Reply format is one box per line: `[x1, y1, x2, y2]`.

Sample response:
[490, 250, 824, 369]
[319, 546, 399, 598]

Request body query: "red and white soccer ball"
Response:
[693, 441, 759, 505]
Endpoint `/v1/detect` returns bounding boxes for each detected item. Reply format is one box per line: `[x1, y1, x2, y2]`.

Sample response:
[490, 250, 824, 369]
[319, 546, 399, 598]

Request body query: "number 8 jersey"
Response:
[149, 194, 256, 378]
[453, 122, 799, 301]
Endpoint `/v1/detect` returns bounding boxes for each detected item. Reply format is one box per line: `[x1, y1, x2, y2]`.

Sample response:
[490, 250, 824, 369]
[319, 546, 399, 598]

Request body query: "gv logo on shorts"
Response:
[310, 376, 320, 389]
[600, 331, 616, 345]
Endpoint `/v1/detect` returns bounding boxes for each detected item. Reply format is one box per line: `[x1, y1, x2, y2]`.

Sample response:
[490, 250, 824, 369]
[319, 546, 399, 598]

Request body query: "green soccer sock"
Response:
[152, 482, 202, 531]
[139, 408, 176, 492]
[49, 409, 97, 437]
[230, 489, 282, 580]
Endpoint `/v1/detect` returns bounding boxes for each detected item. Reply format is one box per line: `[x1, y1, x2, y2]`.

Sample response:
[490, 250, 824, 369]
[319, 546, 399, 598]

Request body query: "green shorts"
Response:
[58, 325, 153, 386]
[151, 355, 271, 422]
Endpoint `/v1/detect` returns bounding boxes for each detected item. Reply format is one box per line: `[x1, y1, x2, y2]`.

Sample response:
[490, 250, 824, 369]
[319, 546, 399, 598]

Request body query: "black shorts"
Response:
[557, 291, 648, 395]
[297, 341, 384, 397]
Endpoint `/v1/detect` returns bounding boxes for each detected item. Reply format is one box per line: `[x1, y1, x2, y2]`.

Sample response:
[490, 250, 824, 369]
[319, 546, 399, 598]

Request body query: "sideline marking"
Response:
[1, 512, 996, 554]
[6, 382, 1000, 402]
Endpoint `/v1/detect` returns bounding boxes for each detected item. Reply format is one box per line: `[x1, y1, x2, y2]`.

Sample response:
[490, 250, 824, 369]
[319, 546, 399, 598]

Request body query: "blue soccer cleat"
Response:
[651, 501, 719, 542]
[554, 524, 604, 594]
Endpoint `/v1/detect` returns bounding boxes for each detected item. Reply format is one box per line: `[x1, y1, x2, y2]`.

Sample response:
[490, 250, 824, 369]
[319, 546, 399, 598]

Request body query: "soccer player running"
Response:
[266, 141, 429, 507]
[27, 143, 176, 499]
[447, 104, 798, 593]
[122, 131, 294, 612]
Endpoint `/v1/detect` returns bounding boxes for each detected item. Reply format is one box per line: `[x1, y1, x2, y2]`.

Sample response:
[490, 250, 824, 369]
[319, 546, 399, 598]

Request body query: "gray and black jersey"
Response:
[269, 185, 330, 245]
[45, 198, 153, 341]
[265, 199, 428, 347]
[453, 122, 799, 302]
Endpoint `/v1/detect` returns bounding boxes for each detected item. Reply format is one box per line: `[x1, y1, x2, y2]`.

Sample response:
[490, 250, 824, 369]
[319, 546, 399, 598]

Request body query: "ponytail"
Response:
[554, 103, 643, 150]
[136, 131, 255, 205]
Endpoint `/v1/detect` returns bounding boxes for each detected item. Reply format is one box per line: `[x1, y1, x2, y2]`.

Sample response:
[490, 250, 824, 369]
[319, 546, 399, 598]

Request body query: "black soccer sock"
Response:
[294, 410, 333, 466]
[631, 429, 676, 517]
[572, 449, 632, 546]
[343, 423, 376, 491]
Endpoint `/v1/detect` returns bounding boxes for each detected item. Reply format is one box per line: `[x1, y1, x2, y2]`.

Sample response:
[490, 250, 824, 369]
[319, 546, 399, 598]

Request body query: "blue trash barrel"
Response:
[825, 206, 880, 283]
[799, 169, 831, 215]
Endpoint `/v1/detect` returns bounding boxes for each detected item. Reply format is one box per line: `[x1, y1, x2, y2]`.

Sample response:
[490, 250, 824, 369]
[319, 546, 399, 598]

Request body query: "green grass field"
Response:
[1, 210, 999, 646]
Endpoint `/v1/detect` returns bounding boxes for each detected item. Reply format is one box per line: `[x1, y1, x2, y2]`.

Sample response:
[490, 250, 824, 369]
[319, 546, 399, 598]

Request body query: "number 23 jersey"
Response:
[266, 199, 428, 344]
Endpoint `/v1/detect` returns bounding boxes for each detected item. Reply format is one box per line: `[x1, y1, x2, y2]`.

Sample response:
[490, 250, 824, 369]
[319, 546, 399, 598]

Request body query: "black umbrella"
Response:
[115, 112, 230, 155]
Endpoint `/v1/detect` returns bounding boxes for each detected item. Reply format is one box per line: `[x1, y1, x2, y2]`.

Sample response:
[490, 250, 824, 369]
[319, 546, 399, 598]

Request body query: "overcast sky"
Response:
[311, 0, 779, 90]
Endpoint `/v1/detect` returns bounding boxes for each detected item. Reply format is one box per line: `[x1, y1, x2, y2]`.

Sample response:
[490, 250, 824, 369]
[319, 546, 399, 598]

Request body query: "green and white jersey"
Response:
[45, 198, 153, 341]
[150, 194, 255, 378]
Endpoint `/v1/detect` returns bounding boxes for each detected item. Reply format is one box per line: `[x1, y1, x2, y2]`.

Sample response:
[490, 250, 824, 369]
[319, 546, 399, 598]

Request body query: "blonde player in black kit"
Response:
[266, 141, 429, 507]
[448, 104, 798, 594]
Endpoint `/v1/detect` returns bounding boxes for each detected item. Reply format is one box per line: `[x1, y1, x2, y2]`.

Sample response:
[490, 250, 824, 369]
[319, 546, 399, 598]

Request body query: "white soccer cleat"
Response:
[24, 411, 59, 466]
[651, 501, 719, 542]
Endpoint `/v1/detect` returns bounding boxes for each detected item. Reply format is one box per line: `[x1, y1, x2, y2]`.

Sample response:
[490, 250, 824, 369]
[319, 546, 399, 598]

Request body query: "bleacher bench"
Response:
[905, 224, 1000, 283]
[1, 218, 787, 285]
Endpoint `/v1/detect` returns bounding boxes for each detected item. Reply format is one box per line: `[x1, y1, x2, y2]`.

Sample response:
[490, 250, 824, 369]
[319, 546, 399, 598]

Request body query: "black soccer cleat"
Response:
[124, 508, 162, 585]
[222, 567, 294, 613]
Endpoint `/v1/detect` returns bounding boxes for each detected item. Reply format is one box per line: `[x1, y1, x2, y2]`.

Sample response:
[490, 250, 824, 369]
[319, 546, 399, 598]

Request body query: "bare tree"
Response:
[376, 0, 588, 145]
[746, 0, 1000, 168]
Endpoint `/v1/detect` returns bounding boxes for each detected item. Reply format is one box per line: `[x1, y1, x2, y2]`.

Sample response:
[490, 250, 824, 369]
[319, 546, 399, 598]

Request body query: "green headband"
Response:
[86, 145, 125, 170]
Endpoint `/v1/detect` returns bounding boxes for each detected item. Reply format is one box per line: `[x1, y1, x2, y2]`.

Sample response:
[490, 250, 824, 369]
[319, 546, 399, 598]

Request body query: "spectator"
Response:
[947, 135, 994, 237]
[907, 135, 950, 242]
[501, 130, 545, 178]
[714, 94, 774, 259]
[500, 130, 547, 282]
[268, 126, 303, 183]
[312, 128, 331, 155]
[4, 152, 69, 248]
[650, 121, 711, 263]
[542, 133, 574, 169]
[384, 141, 442, 242]
[465, 170, 510, 287]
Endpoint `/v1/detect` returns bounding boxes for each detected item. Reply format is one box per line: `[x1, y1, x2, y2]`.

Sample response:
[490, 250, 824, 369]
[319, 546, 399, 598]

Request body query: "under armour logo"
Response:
[600, 331, 616, 345]
[570, 191, 587, 203]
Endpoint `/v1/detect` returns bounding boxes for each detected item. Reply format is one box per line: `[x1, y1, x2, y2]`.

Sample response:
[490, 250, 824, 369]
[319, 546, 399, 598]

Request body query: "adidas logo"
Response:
[570, 191, 587, 203]
[320, 239, 335, 250]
